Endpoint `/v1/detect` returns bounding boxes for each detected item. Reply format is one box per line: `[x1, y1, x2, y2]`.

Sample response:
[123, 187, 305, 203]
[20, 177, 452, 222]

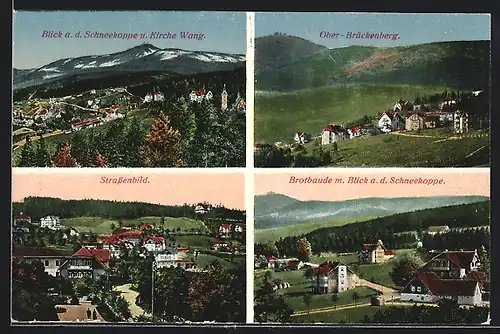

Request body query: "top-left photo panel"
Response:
[12, 11, 247, 168]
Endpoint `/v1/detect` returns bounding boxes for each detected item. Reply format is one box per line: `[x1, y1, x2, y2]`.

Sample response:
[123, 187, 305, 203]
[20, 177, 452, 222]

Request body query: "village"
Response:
[12, 84, 246, 150]
[11, 202, 246, 323]
[254, 89, 489, 161]
[254, 222, 491, 324]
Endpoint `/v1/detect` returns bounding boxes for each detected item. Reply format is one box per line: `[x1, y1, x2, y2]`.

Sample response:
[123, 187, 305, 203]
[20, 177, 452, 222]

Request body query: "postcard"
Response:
[11, 170, 246, 323]
[12, 11, 247, 168]
[253, 12, 491, 168]
[253, 169, 490, 324]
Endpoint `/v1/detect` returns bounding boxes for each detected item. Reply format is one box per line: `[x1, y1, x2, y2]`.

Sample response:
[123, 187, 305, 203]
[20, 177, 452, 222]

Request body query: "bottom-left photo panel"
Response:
[11, 169, 246, 324]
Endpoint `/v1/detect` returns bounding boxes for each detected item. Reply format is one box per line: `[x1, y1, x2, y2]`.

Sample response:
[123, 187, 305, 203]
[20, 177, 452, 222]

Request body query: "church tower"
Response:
[221, 84, 228, 111]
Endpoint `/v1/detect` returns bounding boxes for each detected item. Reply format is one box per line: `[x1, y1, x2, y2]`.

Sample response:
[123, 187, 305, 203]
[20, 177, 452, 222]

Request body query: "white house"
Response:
[154, 248, 195, 270]
[400, 272, 483, 305]
[13, 247, 68, 277]
[142, 235, 165, 252]
[195, 202, 212, 214]
[322, 124, 347, 145]
[153, 91, 164, 102]
[294, 132, 310, 144]
[40, 216, 62, 230]
[454, 110, 469, 134]
[425, 225, 451, 235]
[189, 89, 212, 103]
[144, 93, 153, 103]
[89, 89, 97, 95]
[347, 126, 362, 139]
[378, 111, 404, 133]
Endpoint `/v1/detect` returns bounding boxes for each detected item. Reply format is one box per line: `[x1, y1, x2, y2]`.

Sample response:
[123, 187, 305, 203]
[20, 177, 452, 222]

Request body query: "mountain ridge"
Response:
[254, 193, 489, 229]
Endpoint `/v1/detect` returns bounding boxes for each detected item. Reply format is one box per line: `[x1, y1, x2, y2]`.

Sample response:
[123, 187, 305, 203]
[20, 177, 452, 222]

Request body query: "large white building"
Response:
[40, 216, 62, 230]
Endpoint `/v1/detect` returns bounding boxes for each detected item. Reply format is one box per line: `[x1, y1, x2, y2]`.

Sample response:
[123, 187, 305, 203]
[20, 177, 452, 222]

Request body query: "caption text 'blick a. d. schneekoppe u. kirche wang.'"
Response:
[41, 30, 206, 40]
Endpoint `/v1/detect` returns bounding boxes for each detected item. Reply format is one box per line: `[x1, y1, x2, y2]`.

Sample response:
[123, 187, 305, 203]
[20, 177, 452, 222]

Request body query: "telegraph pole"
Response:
[151, 261, 156, 322]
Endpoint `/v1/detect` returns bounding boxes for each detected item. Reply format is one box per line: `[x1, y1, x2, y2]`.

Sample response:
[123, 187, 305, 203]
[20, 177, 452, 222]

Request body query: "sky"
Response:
[254, 170, 490, 202]
[256, 12, 491, 48]
[12, 170, 245, 210]
[13, 11, 246, 69]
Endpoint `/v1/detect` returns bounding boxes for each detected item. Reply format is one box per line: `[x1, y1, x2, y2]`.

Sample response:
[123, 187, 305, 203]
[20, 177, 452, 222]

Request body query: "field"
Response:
[60, 216, 206, 235]
[255, 215, 384, 243]
[355, 249, 415, 289]
[309, 128, 490, 167]
[254, 84, 451, 143]
[292, 305, 402, 323]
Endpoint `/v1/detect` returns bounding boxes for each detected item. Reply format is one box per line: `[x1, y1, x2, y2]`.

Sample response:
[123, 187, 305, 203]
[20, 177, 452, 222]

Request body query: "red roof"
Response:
[100, 235, 126, 245]
[349, 127, 361, 133]
[296, 132, 304, 136]
[254, 142, 265, 148]
[194, 89, 207, 96]
[72, 247, 110, 264]
[111, 104, 119, 110]
[267, 255, 277, 261]
[415, 272, 479, 297]
[14, 213, 31, 219]
[116, 230, 142, 238]
[384, 251, 396, 256]
[139, 224, 153, 230]
[71, 118, 100, 127]
[221, 224, 231, 230]
[177, 247, 189, 252]
[142, 235, 164, 245]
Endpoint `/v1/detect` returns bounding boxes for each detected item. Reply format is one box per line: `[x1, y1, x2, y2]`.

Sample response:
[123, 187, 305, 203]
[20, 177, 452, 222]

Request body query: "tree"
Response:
[478, 245, 490, 278]
[18, 140, 36, 167]
[123, 117, 145, 167]
[331, 293, 339, 309]
[70, 132, 92, 167]
[254, 277, 293, 322]
[96, 153, 108, 167]
[297, 237, 312, 262]
[51, 142, 77, 167]
[390, 253, 425, 287]
[304, 267, 316, 280]
[352, 291, 360, 305]
[33, 139, 51, 167]
[303, 294, 312, 313]
[144, 111, 183, 167]
[263, 241, 278, 257]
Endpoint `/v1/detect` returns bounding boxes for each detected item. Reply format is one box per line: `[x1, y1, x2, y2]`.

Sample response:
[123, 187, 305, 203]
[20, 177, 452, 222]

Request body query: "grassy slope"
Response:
[292, 305, 399, 323]
[316, 128, 490, 167]
[60, 216, 205, 235]
[255, 84, 450, 143]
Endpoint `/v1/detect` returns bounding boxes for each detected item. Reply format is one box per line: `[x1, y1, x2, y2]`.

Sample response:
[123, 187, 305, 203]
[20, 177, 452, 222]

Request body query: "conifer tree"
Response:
[17, 140, 36, 167]
[123, 117, 145, 167]
[51, 142, 77, 167]
[33, 139, 51, 167]
[144, 111, 183, 167]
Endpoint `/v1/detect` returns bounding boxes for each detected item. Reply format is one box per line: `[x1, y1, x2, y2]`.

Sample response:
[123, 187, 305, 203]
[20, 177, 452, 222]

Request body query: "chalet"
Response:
[400, 272, 483, 305]
[347, 126, 362, 139]
[321, 124, 347, 145]
[294, 132, 311, 144]
[152, 91, 164, 102]
[219, 224, 231, 238]
[231, 92, 246, 113]
[99, 235, 133, 258]
[40, 216, 62, 230]
[425, 225, 451, 235]
[142, 235, 165, 252]
[311, 261, 359, 294]
[420, 249, 480, 279]
[359, 240, 396, 264]
[138, 224, 153, 230]
[454, 111, 469, 134]
[405, 113, 440, 131]
[58, 247, 110, 279]
[112, 230, 143, 246]
[378, 111, 404, 133]
[393, 99, 414, 112]
[155, 247, 196, 270]
[12, 247, 69, 277]
[13, 212, 31, 225]
[189, 88, 213, 103]
[195, 202, 212, 214]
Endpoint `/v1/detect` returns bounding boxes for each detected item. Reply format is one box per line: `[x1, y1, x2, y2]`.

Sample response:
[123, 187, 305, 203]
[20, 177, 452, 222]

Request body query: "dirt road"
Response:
[55, 301, 104, 322]
[115, 284, 148, 319]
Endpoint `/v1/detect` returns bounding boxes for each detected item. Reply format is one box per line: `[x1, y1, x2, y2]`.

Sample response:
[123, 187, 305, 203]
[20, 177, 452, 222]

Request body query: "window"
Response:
[56, 260, 60, 266]
[340, 280, 344, 285]
[417, 286, 422, 292]
[411, 286, 416, 292]
[44, 260, 49, 266]
[340, 274, 345, 279]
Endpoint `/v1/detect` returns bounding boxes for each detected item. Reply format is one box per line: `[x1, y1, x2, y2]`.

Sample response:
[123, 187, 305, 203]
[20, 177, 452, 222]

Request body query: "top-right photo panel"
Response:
[254, 13, 491, 168]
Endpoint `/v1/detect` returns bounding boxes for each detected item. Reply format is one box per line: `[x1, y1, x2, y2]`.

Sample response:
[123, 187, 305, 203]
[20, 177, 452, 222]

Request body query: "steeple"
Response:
[221, 84, 228, 111]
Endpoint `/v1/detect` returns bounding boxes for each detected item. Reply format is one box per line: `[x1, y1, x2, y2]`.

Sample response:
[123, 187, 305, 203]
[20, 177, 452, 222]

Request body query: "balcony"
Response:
[68, 265, 92, 270]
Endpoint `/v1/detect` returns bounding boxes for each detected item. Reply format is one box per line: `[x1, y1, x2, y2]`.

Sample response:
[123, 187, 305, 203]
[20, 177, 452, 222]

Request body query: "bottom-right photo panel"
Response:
[253, 169, 490, 325]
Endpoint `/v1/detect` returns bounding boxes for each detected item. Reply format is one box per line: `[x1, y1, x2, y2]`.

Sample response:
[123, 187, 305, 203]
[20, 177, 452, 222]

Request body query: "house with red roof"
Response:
[195, 202, 212, 214]
[218, 223, 245, 238]
[58, 247, 110, 279]
[311, 261, 359, 294]
[99, 235, 133, 258]
[70, 118, 101, 131]
[294, 132, 311, 144]
[359, 240, 396, 264]
[392, 99, 414, 113]
[321, 124, 347, 145]
[154, 247, 196, 270]
[347, 126, 362, 139]
[421, 249, 480, 279]
[142, 235, 165, 252]
[254, 142, 266, 152]
[13, 212, 31, 225]
[400, 272, 483, 305]
[378, 111, 404, 133]
[189, 88, 213, 103]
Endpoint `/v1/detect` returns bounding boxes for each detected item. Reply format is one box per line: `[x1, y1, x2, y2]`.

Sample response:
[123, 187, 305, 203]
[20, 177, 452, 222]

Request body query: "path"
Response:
[55, 301, 104, 322]
[388, 131, 438, 139]
[358, 279, 399, 298]
[13, 130, 63, 149]
[114, 284, 149, 319]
